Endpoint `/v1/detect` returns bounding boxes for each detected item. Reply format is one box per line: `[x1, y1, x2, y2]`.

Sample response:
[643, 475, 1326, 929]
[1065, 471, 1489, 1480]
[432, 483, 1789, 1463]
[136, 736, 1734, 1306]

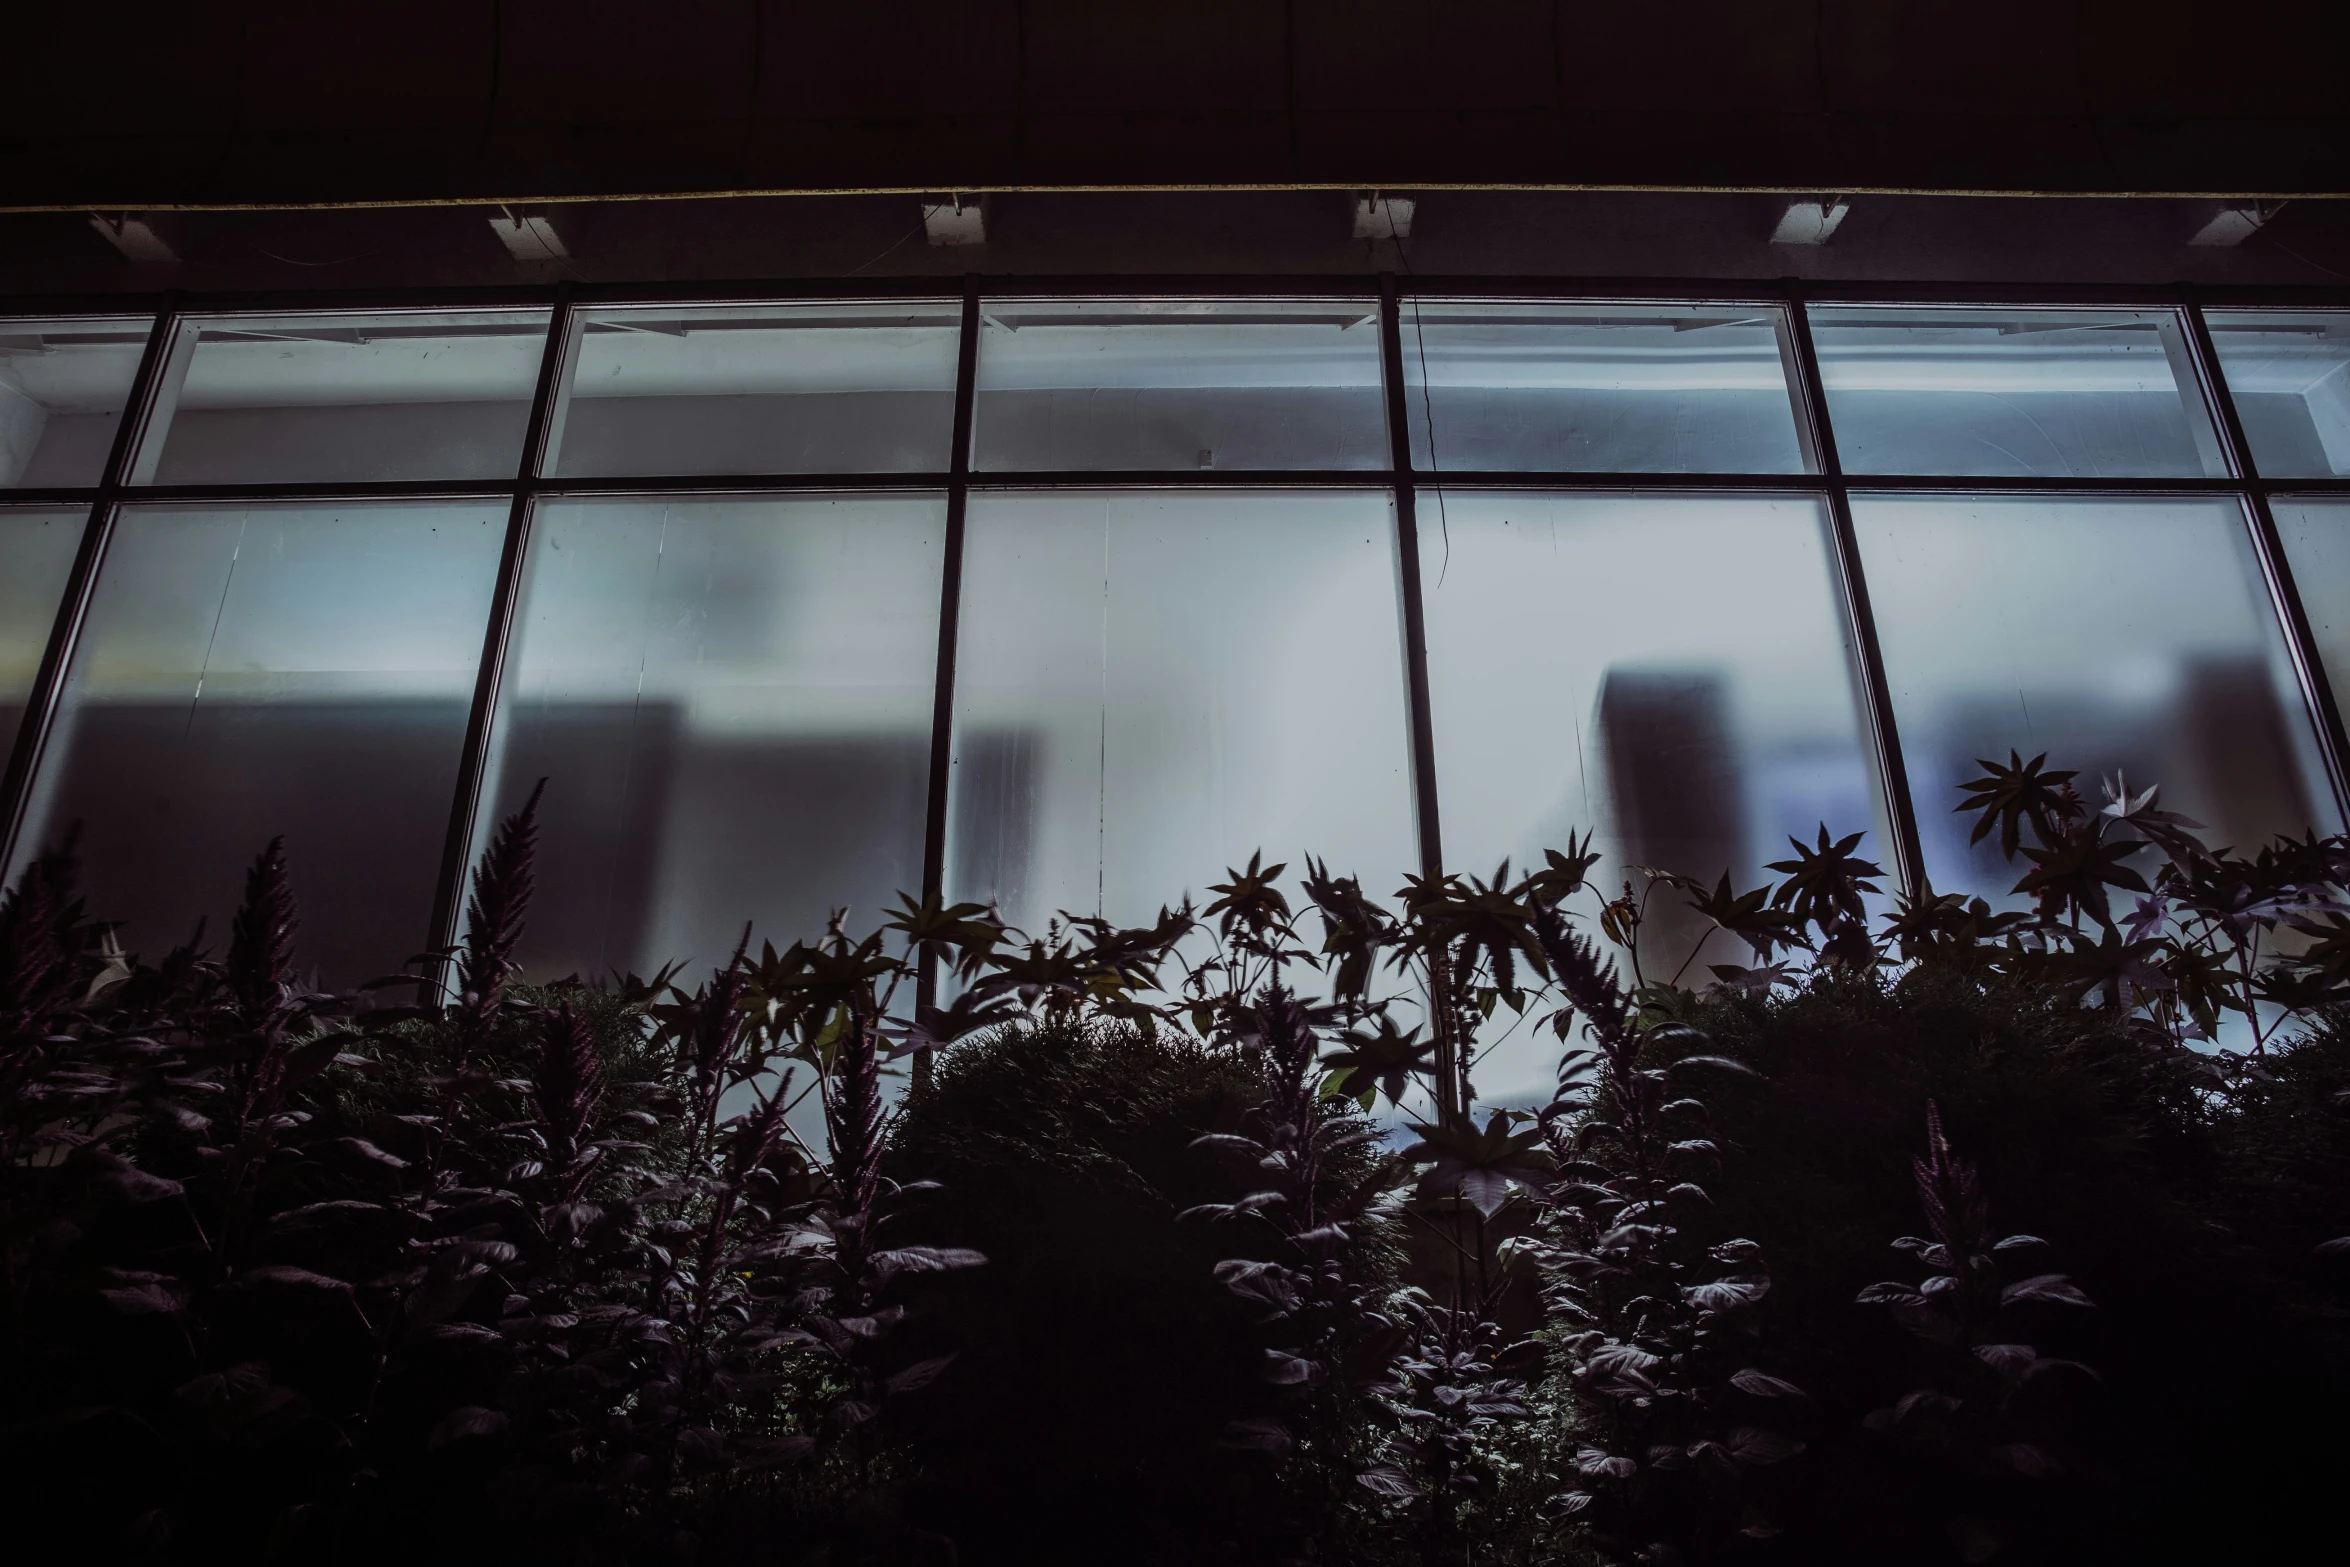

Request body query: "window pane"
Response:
[2205, 311, 2350, 478]
[479, 494, 944, 979]
[0, 508, 85, 753]
[134, 310, 552, 485]
[12, 502, 505, 985]
[1400, 301, 1807, 472]
[1855, 496, 2339, 903]
[2272, 498, 2350, 718]
[550, 303, 961, 477]
[0, 317, 150, 487]
[1809, 306, 2225, 477]
[948, 491, 1415, 932]
[1418, 491, 1884, 1105]
[971, 299, 1385, 471]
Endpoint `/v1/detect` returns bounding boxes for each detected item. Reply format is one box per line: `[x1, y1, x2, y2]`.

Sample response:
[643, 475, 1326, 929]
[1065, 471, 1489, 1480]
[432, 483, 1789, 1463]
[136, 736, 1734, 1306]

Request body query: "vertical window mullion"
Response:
[1781, 285, 1927, 898]
[1379, 276, 1444, 882]
[2180, 293, 2350, 819]
[425, 287, 577, 973]
[1380, 274, 1460, 1124]
[0, 302, 181, 875]
[915, 275, 984, 1031]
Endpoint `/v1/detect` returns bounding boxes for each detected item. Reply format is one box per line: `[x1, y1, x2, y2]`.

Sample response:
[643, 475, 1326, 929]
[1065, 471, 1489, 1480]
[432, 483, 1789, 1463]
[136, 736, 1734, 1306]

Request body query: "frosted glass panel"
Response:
[1855, 496, 2339, 902]
[948, 491, 1415, 933]
[2205, 311, 2350, 478]
[972, 299, 1386, 471]
[551, 303, 960, 477]
[0, 317, 150, 487]
[481, 495, 944, 979]
[135, 310, 552, 484]
[13, 503, 504, 984]
[0, 508, 85, 756]
[1809, 307, 2225, 478]
[1400, 301, 1807, 472]
[2273, 499, 2350, 721]
[1418, 492, 1883, 1107]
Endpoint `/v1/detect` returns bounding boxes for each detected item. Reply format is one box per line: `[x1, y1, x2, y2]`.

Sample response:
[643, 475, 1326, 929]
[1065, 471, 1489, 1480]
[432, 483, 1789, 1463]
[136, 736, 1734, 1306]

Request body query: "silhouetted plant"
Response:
[1852, 1103, 2100, 1564]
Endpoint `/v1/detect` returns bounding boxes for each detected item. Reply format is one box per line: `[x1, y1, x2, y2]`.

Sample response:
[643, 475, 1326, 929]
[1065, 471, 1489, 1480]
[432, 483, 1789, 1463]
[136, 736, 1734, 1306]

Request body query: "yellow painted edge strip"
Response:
[10, 182, 2349, 216]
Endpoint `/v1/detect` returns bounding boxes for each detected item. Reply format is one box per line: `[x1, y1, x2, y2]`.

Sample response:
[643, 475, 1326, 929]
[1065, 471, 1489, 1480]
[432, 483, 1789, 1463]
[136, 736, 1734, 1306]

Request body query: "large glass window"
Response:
[478, 494, 945, 980]
[550, 303, 961, 477]
[1417, 491, 1885, 1104]
[132, 310, 553, 485]
[11, 502, 505, 984]
[971, 299, 1386, 471]
[0, 317, 151, 488]
[2272, 498, 2350, 715]
[946, 490, 1416, 932]
[1399, 301, 1808, 473]
[1808, 307, 2226, 477]
[1854, 496, 2339, 899]
[0, 508, 86, 754]
[2205, 311, 2350, 478]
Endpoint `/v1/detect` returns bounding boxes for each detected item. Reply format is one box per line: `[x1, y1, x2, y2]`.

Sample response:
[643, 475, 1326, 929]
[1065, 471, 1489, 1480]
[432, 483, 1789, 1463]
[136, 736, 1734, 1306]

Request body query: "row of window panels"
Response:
[5, 303, 2350, 488]
[3, 491, 2343, 1099]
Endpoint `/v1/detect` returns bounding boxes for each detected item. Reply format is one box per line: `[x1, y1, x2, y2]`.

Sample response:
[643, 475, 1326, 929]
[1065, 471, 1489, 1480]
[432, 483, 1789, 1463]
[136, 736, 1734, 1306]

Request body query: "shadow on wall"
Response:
[491, 702, 928, 983]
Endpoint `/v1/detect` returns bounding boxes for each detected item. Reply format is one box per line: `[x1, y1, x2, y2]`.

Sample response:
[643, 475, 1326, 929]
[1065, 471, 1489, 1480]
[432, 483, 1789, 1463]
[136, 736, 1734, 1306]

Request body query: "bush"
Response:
[886, 1017, 1298, 1566]
[1687, 967, 2350, 1564]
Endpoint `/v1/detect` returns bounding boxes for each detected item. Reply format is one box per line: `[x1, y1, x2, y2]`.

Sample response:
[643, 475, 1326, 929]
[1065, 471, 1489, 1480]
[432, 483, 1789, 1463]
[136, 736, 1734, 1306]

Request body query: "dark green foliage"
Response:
[1683, 966, 2350, 1564]
[9, 743, 2350, 1567]
[886, 1016, 1293, 1565]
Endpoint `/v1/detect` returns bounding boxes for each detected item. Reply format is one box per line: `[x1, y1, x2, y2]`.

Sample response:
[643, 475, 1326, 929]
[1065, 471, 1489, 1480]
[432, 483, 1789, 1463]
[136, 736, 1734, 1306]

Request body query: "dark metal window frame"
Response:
[6, 273, 2349, 994]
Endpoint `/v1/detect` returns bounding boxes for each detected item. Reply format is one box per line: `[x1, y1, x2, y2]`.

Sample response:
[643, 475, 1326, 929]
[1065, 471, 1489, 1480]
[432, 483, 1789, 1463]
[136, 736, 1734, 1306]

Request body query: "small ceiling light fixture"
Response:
[87, 212, 179, 264]
[922, 195, 987, 247]
[1770, 198, 1850, 246]
[489, 207, 570, 262]
[2189, 201, 2288, 247]
[1353, 193, 1415, 241]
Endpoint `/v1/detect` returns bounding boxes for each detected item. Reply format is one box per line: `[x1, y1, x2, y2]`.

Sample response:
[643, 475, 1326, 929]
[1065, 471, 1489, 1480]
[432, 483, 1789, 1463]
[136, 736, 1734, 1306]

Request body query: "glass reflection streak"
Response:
[551, 303, 962, 477]
[482, 496, 945, 980]
[14, 503, 505, 985]
[947, 491, 1416, 934]
[1399, 302, 1808, 473]
[133, 310, 553, 485]
[0, 317, 153, 488]
[2205, 311, 2350, 478]
[1809, 307, 2225, 478]
[0, 509, 87, 753]
[971, 299, 1386, 471]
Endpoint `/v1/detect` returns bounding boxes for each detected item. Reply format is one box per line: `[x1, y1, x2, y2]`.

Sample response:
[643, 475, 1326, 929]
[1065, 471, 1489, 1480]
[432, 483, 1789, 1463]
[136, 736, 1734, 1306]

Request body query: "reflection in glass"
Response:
[2272, 499, 2350, 720]
[1855, 496, 2339, 903]
[1399, 301, 1807, 472]
[12, 503, 504, 985]
[0, 509, 85, 755]
[479, 495, 945, 980]
[550, 303, 961, 477]
[972, 299, 1386, 470]
[2205, 311, 2350, 477]
[948, 491, 1415, 933]
[1418, 492, 1883, 1106]
[0, 317, 151, 487]
[133, 310, 552, 485]
[1808, 307, 2225, 477]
